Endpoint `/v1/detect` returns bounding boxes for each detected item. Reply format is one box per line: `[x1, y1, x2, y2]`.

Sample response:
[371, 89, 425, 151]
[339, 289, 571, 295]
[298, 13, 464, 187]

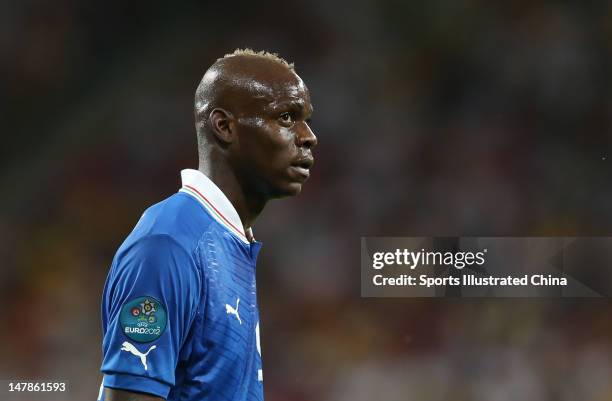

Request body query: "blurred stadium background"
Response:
[1, 1, 612, 400]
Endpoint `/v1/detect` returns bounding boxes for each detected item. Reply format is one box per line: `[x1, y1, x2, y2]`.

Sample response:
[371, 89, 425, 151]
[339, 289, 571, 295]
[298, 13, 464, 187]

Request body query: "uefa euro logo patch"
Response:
[119, 296, 167, 343]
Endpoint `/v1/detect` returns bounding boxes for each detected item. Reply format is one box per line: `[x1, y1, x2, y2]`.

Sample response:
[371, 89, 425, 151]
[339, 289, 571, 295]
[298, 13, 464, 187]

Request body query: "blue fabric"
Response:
[100, 192, 264, 401]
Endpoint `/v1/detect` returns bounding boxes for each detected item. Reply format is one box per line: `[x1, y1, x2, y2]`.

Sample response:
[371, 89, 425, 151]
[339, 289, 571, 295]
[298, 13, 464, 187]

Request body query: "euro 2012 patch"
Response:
[119, 296, 167, 343]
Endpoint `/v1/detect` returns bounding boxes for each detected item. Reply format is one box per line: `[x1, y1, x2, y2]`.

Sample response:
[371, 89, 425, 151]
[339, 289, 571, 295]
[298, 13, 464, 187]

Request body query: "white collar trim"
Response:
[179, 169, 251, 244]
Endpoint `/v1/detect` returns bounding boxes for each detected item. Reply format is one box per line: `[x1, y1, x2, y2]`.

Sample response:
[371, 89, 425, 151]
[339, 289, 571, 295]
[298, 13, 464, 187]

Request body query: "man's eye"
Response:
[279, 112, 294, 123]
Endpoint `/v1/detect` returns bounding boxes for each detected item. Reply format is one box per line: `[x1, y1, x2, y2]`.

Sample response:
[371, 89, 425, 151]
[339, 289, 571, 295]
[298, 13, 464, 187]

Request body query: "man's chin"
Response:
[270, 182, 303, 199]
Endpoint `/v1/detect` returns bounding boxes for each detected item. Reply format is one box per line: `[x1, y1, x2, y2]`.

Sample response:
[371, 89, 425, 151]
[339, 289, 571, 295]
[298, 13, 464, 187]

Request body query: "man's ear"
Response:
[209, 108, 235, 145]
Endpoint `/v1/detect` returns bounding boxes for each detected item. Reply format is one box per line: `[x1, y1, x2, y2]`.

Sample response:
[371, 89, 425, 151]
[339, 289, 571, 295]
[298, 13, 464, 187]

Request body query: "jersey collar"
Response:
[179, 169, 253, 244]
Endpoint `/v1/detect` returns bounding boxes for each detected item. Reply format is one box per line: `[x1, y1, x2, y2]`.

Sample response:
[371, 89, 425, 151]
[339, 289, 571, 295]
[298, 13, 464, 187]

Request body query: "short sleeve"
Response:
[100, 234, 201, 399]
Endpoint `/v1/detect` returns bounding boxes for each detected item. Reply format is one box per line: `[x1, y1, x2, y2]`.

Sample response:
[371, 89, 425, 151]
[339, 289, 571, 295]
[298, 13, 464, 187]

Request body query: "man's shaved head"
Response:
[194, 49, 300, 151]
[193, 48, 316, 207]
[220, 48, 294, 70]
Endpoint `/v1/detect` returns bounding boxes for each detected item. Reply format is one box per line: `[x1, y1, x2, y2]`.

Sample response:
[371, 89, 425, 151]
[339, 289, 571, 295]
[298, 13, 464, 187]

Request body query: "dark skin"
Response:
[104, 54, 316, 400]
[197, 54, 317, 232]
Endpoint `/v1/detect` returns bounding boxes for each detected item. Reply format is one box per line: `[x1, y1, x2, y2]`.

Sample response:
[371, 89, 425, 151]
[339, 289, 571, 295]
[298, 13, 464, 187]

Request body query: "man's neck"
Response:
[198, 158, 266, 232]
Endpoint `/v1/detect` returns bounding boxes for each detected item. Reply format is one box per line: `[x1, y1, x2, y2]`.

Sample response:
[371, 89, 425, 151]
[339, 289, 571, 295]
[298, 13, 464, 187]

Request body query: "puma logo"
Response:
[120, 341, 157, 371]
[225, 298, 242, 325]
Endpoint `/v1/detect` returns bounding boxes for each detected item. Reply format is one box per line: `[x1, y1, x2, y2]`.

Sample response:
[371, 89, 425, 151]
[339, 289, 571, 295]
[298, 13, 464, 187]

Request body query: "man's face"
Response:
[231, 70, 317, 198]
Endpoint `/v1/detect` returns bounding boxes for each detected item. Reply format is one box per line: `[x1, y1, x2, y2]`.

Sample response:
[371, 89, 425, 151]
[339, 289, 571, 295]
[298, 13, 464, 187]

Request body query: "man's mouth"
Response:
[292, 156, 314, 169]
[290, 165, 310, 179]
[290, 157, 314, 181]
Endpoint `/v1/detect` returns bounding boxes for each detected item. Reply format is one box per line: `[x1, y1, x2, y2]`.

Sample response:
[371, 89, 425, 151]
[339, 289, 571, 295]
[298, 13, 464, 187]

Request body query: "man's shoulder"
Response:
[148, 191, 214, 223]
[125, 192, 215, 252]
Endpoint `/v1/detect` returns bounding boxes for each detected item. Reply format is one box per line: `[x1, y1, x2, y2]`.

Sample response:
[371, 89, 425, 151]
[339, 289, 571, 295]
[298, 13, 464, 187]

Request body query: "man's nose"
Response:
[296, 122, 318, 149]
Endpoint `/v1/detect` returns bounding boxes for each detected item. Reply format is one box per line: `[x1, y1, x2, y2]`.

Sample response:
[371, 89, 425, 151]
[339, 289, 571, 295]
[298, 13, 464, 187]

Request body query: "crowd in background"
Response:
[1, 1, 612, 400]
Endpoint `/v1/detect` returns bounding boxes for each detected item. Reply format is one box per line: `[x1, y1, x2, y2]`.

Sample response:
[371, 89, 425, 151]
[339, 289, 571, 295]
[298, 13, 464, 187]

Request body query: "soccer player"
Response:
[98, 49, 317, 401]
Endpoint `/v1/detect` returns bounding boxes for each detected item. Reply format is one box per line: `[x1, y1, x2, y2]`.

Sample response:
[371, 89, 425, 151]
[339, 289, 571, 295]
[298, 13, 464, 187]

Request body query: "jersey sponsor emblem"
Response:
[119, 296, 167, 343]
[120, 341, 157, 371]
[225, 298, 242, 324]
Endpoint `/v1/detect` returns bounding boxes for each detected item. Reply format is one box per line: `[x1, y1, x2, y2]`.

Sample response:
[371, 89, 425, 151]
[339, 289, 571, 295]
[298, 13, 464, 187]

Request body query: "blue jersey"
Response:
[99, 169, 264, 401]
